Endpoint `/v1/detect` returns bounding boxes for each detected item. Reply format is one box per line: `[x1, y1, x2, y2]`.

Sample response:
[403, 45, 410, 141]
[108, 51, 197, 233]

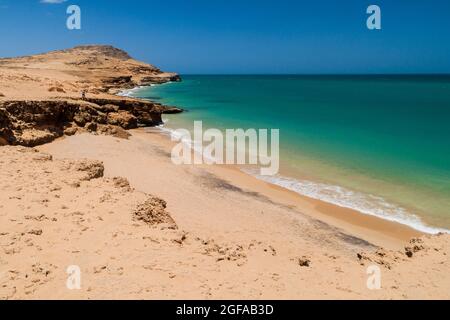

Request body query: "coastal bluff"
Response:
[0, 45, 182, 146]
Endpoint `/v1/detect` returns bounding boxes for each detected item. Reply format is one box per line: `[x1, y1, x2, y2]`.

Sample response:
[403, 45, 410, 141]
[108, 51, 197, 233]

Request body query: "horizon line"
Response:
[177, 73, 450, 76]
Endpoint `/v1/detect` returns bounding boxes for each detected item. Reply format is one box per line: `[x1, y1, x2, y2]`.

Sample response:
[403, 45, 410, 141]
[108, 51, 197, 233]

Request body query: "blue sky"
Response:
[0, 0, 449, 74]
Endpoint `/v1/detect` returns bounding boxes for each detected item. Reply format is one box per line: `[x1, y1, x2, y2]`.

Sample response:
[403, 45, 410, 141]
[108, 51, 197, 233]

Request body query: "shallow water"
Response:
[130, 75, 450, 233]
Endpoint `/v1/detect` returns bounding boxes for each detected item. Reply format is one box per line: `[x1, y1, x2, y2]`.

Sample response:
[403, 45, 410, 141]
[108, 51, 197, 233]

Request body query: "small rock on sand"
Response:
[298, 257, 311, 267]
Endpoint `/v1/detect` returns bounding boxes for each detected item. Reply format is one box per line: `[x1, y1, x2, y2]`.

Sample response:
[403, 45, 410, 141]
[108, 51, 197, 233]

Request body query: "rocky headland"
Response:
[0, 45, 182, 147]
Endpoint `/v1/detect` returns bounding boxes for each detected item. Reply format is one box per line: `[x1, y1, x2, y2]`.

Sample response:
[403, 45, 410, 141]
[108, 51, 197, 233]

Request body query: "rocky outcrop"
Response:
[15, 129, 60, 147]
[100, 76, 134, 91]
[100, 73, 181, 92]
[0, 98, 183, 147]
[356, 233, 450, 270]
[85, 97, 183, 125]
[0, 108, 13, 145]
[133, 196, 177, 230]
[138, 74, 182, 85]
[0, 45, 184, 147]
[107, 111, 137, 129]
[0, 100, 78, 146]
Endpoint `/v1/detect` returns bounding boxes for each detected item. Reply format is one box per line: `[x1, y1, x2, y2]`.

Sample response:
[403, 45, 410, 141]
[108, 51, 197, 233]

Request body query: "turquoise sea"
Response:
[128, 75, 450, 233]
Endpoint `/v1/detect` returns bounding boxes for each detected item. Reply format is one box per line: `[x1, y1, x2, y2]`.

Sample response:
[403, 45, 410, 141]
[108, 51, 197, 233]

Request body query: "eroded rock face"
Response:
[15, 129, 59, 147]
[0, 98, 182, 147]
[107, 111, 137, 129]
[0, 108, 13, 145]
[0, 100, 77, 146]
[3, 100, 78, 125]
[85, 97, 182, 126]
[139, 74, 181, 85]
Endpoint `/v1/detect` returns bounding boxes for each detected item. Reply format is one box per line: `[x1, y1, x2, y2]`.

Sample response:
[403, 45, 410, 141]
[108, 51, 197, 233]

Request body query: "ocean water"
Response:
[129, 75, 450, 233]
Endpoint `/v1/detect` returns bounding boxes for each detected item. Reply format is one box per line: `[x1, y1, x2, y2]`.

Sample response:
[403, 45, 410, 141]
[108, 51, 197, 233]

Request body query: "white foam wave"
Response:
[160, 126, 218, 164]
[117, 86, 145, 97]
[145, 126, 450, 235]
[118, 81, 175, 98]
[243, 169, 450, 235]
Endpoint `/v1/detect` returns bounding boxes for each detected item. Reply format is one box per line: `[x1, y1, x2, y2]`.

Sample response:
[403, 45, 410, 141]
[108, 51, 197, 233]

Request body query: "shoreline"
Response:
[138, 127, 422, 249]
[125, 83, 449, 237]
[33, 128, 450, 299]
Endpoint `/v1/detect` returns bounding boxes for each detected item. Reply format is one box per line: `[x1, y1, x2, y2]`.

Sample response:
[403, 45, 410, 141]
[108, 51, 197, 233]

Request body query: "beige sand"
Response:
[1, 130, 442, 299]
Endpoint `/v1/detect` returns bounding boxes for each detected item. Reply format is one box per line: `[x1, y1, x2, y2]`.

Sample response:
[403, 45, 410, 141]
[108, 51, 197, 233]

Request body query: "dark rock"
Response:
[95, 112, 107, 124]
[28, 229, 43, 236]
[85, 122, 97, 132]
[298, 257, 311, 267]
[163, 106, 184, 114]
[0, 136, 8, 146]
[92, 104, 119, 113]
[73, 113, 90, 126]
[0, 108, 14, 144]
[3, 100, 78, 125]
[139, 73, 181, 85]
[405, 247, 414, 258]
[101, 76, 134, 89]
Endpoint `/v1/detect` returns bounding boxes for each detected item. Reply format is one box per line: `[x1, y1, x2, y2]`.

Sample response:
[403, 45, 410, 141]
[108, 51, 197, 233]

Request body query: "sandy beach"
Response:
[1, 46, 449, 300]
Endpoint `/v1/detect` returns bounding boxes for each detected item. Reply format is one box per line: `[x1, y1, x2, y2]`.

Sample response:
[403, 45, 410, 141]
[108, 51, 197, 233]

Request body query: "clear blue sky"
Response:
[1, 0, 449, 74]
